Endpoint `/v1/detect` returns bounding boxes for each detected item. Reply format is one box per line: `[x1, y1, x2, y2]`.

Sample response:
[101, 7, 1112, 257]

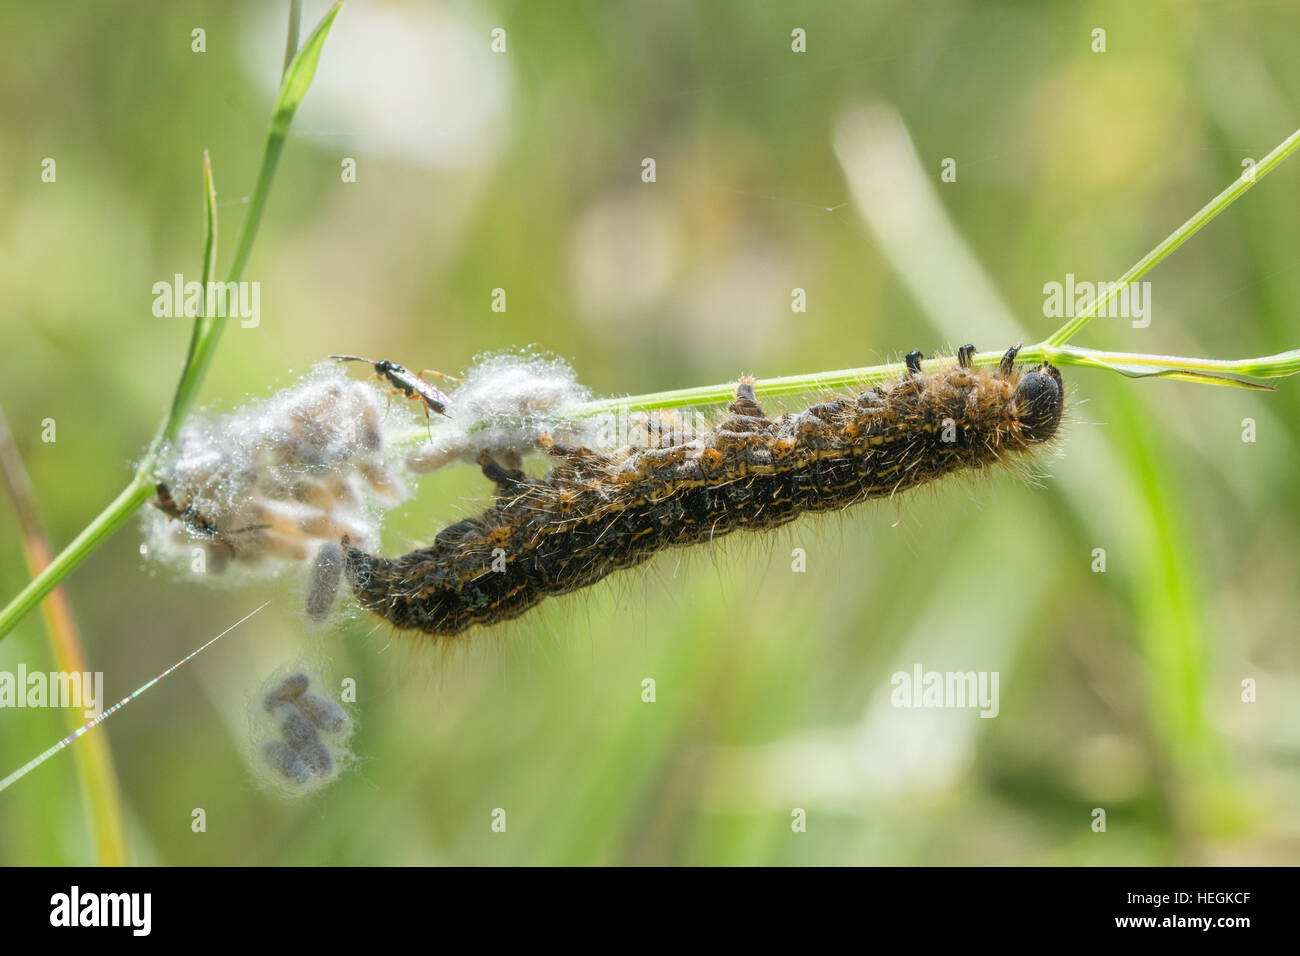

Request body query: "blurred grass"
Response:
[1, 0, 1298, 865]
[0, 407, 127, 864]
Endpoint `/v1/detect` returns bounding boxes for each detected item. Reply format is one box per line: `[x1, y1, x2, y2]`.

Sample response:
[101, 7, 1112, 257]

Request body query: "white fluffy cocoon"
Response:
[406, 350, 594, 473]
[142, 363, 413, 577]
[250, 663, 355, 797]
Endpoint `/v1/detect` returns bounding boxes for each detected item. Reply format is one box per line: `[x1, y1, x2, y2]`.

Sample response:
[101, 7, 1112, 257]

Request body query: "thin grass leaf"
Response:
[0, 408, 128, 864]
[227, 0, 344, 285]
[1046, 126, 1300, 348]
[1063, 354, 1276, 390]
[282, 0, 303, 78]
[164, 151, 220, 443]
[0, 4, 344, 644]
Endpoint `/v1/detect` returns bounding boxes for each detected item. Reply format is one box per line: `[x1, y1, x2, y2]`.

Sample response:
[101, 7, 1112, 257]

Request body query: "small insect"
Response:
[329, 355, 457, 418]
[151, 481, 268, 543]
[152, 481, 218, 535]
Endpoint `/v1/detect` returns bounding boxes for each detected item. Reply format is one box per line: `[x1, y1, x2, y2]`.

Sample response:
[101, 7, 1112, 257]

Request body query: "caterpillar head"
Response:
[1014, 364, 1064, 442]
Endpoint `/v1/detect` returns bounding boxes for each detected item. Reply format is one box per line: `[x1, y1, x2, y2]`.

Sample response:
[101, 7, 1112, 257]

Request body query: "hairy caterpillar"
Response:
[342, 346, 1064, 637]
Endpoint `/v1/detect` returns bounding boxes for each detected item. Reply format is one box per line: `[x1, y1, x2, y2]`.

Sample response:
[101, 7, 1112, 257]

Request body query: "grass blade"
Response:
[0, 408, 128, 864]
[1046, 127, 1300, 347]
[0, 3, 344, 644]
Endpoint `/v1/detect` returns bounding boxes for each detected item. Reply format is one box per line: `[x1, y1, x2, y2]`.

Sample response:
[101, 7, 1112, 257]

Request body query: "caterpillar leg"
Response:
[998, 344, 1022, 376]
[433, 516, 489, 548]
[730, 377, 766, 416]
[722, 377, 772, 432]
[957, 343, 976, 368]
[538, 433, 609, 466]
[477, 450, 525, 490]
[905, 350, 924, 375]
[641, 411, 699, 447]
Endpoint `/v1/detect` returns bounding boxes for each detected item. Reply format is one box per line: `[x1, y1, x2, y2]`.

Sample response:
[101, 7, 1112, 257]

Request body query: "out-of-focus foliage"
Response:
[1, 0, 1297, 865]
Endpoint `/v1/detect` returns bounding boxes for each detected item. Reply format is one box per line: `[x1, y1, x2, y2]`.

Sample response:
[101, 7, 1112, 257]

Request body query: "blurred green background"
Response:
[1, 0, 1298, 865]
